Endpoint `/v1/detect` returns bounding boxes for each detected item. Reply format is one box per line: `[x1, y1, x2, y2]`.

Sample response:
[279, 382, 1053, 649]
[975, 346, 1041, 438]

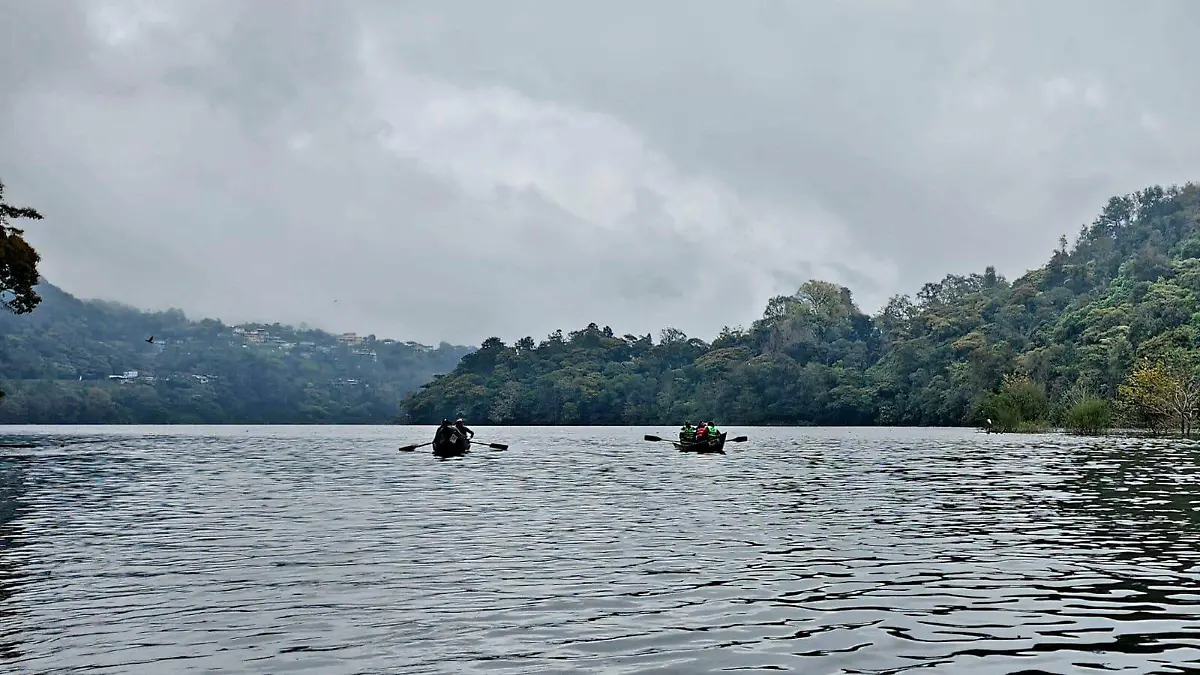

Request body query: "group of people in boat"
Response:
[434, 417, 474, 445]
[678, 421, 720, 444]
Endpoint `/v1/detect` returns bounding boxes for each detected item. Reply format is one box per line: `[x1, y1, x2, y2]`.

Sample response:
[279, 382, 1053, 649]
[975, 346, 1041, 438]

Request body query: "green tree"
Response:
[979, 374, 1048, 432]
[0, 179, 46, 399]
[1117, 352, 1200, 435]
[1065, 398, 1111, 436]
[0, 180, 44, 315]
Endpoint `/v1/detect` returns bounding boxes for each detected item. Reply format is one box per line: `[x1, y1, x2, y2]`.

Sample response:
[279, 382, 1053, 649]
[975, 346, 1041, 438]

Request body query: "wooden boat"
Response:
[675, 431, 727, 454]
[432, 431, 471, 457]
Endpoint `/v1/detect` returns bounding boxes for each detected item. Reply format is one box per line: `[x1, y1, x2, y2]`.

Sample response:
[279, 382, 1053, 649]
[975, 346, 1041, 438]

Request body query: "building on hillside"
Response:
[338, 332, 363, 346]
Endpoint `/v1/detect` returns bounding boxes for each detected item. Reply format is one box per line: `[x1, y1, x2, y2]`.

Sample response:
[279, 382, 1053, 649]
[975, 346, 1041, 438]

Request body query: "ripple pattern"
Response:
[1, 425, 1200, 673]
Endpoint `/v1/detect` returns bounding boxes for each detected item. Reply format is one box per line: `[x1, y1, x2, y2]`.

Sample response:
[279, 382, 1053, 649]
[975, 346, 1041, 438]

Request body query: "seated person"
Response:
[679, 422, 696, 443]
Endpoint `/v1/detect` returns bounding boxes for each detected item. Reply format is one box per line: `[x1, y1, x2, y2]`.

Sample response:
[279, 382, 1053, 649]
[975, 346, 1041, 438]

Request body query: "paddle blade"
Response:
[398, 445, 419, 452]
[643, 435, 664, 442]
[485, 442, 509, 451]
[730, 436, 748, 443]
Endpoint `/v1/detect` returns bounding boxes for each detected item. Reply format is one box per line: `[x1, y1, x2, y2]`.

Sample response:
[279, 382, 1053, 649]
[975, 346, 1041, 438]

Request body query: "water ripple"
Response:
[1, 426, 1199, 673]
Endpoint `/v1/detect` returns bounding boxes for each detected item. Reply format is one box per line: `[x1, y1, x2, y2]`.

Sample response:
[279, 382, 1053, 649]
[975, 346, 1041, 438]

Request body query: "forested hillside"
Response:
[0, 283, 471, 423]
[404, 183, 1200, 431]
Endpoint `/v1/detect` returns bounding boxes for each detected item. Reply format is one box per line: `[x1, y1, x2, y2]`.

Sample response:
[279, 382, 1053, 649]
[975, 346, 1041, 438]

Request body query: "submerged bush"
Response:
[979, 375, 1049, 432]
[1065, 398, 1111, 436]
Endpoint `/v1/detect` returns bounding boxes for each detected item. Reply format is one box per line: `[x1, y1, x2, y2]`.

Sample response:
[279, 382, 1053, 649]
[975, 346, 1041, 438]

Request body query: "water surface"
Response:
[1, 425, 1199, 673]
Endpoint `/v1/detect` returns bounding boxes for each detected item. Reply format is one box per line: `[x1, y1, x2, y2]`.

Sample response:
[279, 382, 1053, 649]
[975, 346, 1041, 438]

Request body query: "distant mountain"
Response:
[403, 182, 1200, 428]
[0, 282, 472, 423]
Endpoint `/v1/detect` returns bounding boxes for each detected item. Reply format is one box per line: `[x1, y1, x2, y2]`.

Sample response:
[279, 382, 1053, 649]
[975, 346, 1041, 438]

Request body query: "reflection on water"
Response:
[1, 425, 1199, 674]
[0, 450, 31, 662]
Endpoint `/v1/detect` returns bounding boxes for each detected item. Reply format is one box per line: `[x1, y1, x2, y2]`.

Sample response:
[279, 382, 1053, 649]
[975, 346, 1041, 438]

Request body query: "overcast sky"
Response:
[2, 0, 1198, 345]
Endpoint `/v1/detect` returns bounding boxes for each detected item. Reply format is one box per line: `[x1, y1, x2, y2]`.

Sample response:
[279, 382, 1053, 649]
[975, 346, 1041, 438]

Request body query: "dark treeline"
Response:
[404, 183, 1200, 434]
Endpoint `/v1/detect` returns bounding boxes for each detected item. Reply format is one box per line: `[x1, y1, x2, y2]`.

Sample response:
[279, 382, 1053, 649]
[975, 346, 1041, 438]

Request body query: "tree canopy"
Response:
[0, 180, 44, 316]
[403, 182, 1200, 432]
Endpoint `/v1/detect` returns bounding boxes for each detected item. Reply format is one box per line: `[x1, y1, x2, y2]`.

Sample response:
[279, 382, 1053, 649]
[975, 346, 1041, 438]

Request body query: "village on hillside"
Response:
[102, 326, 442, 389]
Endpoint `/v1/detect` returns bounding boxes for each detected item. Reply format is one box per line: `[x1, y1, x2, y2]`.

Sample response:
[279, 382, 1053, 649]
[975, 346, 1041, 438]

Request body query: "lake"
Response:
[1, 425, 1199, 674]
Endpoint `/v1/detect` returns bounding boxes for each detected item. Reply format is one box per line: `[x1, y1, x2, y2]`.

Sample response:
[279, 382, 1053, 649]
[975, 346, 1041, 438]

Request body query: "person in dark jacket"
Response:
[434, 418, 455, 445]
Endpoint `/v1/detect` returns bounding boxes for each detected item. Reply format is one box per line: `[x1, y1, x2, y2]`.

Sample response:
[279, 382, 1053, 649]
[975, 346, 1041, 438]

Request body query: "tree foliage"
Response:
[1117, 353, 1200, 435]
[0, 180, 44, 315]
[1065, 398, 1111, 436]
[979, 375, 1048, 433]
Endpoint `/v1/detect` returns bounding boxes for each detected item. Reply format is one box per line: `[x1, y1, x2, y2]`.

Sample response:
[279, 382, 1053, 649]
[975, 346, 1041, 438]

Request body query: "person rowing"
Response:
[454, 417, 474, 441]
[434, 418, 456, 445]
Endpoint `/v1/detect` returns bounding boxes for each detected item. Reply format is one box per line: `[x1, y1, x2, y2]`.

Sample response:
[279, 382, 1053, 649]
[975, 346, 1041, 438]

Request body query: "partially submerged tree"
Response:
[1117, 352, 1200, 436]
[1065, 397, 1111, 435]
[979, 373, 1049, 432]
[1061, 382, 1112, 436]
[0, 179, 44, 315]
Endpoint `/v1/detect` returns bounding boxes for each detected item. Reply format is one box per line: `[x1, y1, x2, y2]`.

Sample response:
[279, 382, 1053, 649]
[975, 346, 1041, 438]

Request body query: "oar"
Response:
[399, 440, 510, 452]
[644, 434, 666, 442]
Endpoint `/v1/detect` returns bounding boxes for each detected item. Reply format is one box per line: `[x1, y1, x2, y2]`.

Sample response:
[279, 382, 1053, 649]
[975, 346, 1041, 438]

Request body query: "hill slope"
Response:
[402, 183, 1200, 427]
[0, 283, 472, 423]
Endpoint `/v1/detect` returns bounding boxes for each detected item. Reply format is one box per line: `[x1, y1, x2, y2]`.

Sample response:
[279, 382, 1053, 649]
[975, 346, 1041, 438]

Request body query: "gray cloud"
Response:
[1, 0, 1197, 345]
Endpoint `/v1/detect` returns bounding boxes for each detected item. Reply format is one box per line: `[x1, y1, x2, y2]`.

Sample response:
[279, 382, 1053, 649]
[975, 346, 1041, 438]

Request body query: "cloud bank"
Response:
[2, 0, 1198, 344]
